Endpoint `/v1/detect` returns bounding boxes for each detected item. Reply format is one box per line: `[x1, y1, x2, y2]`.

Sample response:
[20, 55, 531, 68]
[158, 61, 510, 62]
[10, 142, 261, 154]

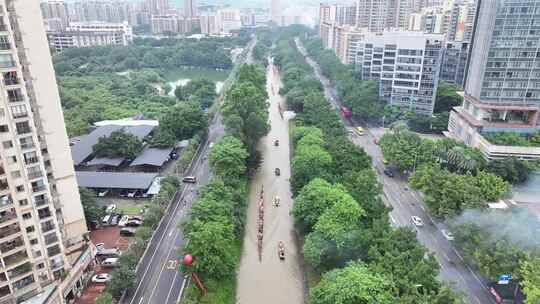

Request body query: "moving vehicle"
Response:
[411, 216, 424, 227]
[275, 168, 280, 176]
[182, 176, 197, 183]
[274, 139, 279, 146]
[441, 229, 455, 241]
[278, 241, 285, 260]
[95, 243, 105, 252]
[355, 126, 365, 136]
[118, 215, 130, 227]
[340, 106, 352, 119]
[384, 169, 394, 178]
[92, 273, 111, 283]
[101, 257, 119, 267]
[382, 158, 389, 165]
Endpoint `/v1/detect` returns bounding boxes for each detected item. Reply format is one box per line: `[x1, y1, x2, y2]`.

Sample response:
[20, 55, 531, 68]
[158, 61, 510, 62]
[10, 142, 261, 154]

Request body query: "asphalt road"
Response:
[295, 38, 495, 304]
[121, 39, 256, 304]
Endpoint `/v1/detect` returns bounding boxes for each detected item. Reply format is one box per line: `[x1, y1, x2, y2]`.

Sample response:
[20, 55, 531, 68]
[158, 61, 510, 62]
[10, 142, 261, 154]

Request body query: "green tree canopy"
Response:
[520, 257, 540, 304]
[209, 136, 249, 182]
[93, 130, 143, 158]
[160, 100, 208, 140]
[79, 188, 104, 227]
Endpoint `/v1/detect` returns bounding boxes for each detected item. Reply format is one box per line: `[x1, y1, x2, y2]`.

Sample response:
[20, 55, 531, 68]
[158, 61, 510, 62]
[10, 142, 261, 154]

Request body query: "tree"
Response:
[183, 220, 237, 279]
[520, 257, 540, 304]
[309, 261, 396, 304]
[160, 101, 208, 140]
[95, 292, 114, 304]
[149, 127, 177, 147]
[342, 169, 388, 223]
[326, 137, 371, 176]
[486, 157, 531, 184]
[209, 136, 248, 181]
[79, 188, 104, 226]
[291, 143, 333, 193]
[473, 171, 509, 202]
[175, 78, 217, 109]
[93, 130, 143, 158]
[106, 266, 136, 299]
[379, 125, 436, 171]
[292, 178, 339, 232]
[434, 81, 463, 113]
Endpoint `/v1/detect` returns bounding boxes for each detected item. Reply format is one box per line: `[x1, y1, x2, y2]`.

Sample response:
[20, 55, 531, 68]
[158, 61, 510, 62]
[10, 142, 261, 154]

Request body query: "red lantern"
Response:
[183, 254, 193, 265]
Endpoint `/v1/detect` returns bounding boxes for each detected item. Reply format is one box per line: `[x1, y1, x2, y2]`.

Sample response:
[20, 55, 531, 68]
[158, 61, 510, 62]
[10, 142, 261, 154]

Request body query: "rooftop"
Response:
[130, 147, 173, 167]
[75, 172, 158, 190]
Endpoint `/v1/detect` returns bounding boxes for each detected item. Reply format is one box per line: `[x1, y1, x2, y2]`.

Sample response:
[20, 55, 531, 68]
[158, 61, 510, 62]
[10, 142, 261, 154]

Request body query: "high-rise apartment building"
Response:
[446, 0, 540, 159]
[0, 1, 91, 303]
[338, 28, 443, 115]
[319, 3, 357, 49]
[440, 40, 469, 86]
[147, 0, 170, 15]
[184, 0, 197, 18]
[40, 0, 70, 31]
[270, 0, 281, 23]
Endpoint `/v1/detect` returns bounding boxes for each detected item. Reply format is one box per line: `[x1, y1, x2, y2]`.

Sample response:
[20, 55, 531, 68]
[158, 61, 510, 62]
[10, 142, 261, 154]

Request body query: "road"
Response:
[236, 58, 305, 304]
[295, 38, 495, 304]
[121, 39, 256, 304]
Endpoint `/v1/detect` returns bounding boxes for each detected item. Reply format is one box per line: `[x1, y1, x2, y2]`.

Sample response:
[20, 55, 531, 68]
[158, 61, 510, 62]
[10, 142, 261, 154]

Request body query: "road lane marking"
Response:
[453, 248, 464, 261]
[164, 268, 180, 304]
[175, 275, 189, 304]
[147, 229, 181, 303]
[166, 259, 178, 270]
[389, 214, 396, 224]
[475, 296, 481, 304]
[419, 204, 425, 211]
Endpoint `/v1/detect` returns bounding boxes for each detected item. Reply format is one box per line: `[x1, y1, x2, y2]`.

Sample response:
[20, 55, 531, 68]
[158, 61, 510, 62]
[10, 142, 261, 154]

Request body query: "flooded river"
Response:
[236, 59, 305, 304]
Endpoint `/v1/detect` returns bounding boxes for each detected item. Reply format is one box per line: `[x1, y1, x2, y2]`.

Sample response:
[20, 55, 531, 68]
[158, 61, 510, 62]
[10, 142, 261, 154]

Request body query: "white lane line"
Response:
[443, 252, 451, 262]
[138, 297, 143, 304]
[164, 267, 180, 304]
[453, 248, 464, 261]
[419, 204, 425, 211]
[147, 229, 181, 303]
[175, 275, 189, 303]
[475, 296, 481, 304]
[389, 214, 397, 224]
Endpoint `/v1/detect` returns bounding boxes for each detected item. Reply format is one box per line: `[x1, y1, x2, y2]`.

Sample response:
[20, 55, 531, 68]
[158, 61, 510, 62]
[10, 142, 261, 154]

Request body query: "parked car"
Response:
[120, 227, 137, 236]
[95, 243, 105, 252]
[383, 169, 394, 177]
[101, 257, 119, 267]
[130, 215, 143, 221]
[92, 273, 111, 283]
[182, 176, 197, 183]
[126, 219, 142, 227]
[441, 229, 455, 241]
[118, 215, 130, 227]
[96, 248, 120, 259]
[127, 190, 137, 198]
[105, 204, 116, 214]
[97, 189, 109, 197]
[411, 216, 424, 227]
[109, 214, 120, 226]
[119, 190, 129, 197]
[101, 215, 111, 226]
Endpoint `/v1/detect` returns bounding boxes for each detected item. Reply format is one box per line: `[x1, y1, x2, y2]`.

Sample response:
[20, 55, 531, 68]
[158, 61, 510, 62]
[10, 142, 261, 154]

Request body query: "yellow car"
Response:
[355, 126, 365, 136]
[382, 159, 389, 165]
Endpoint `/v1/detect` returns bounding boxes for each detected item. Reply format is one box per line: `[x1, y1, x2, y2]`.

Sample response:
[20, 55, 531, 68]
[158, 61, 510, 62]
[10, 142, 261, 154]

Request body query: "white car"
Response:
[101, 257, 119, 267]
[118, 215, 130, 227]
[411, 216, 424, 227]
[441, 229, 455, 241]
[105, 204, 116, 214]
[91, 273, 111, 283]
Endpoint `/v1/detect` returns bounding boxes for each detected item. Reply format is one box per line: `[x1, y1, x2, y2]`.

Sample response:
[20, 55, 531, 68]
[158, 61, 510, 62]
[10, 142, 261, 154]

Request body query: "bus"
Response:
[355, 126, 365, 136]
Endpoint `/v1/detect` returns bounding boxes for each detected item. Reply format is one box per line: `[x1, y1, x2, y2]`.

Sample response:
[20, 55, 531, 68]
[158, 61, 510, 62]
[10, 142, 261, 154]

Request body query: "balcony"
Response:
[0, 211, 16, 225]
[4, 250, 28, 268]
[0, 196, 11, 208]
[12, 112, 27, 119]
[0, 24, 6, 32]
[38, 209, 52, 221]
[0, 182, 7, 192]
[7, 94, 23, 103]
[7, 262, 32, 279]
[0, 43, 9, 51]
[34, 197, 48, 207]
[27, 169, 42, 180]
[0, 60, 15, 69]
[12, 275, 35, 292]
[0, 224, 20, 239]
[41, 223, 55, 233]
[3, 76, 19, 86]
[0, 237, 24, 254]
[31, 185, 45, 193]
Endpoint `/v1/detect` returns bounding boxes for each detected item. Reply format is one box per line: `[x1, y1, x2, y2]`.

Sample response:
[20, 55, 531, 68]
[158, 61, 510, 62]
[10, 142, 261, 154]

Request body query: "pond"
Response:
[163, 67, 230, 97]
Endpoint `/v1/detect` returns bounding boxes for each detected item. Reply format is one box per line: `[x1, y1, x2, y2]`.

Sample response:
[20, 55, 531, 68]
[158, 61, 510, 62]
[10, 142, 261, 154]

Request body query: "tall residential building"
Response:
[47, 21, 133, 52]
[319, 3, 357, 49]
[184, 0, 197, 18]
[146, 0, 170, 15]
[200, 13, 218, 35]
[440, 40, 469, 86]
[446, 0, 540, 159]
[151, 14, 180, 34]
[217, 8, 242, 34]
[336, 28, 443, 115]
[356, 0, 390, 32]
[40, 0, 70, 31]
[0, 1, 91, 303]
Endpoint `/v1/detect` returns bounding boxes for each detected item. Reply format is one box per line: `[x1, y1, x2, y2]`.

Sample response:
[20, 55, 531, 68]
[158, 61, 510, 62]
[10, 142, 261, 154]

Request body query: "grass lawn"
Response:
[99, 197, 150, 215]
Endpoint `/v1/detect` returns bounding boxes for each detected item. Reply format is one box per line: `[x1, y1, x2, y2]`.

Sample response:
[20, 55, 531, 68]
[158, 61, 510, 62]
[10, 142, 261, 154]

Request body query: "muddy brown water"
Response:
[236, 60, 305, 304]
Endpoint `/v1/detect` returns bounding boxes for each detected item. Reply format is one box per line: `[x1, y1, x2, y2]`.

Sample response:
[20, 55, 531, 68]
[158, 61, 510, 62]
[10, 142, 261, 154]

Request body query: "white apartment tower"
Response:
[0, 1, 90, 303]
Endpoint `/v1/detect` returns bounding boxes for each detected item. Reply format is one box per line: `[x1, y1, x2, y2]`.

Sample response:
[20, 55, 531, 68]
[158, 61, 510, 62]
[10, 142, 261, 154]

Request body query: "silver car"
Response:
[411, 216, 424, 227]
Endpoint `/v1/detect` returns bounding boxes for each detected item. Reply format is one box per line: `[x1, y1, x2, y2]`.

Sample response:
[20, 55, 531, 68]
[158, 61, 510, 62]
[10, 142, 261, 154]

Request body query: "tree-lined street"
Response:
[295, 38, 495, 304]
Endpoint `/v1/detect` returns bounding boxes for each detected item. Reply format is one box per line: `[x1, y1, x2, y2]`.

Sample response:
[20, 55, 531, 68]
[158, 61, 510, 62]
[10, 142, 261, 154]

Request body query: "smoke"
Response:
[451, 207, 540, 250]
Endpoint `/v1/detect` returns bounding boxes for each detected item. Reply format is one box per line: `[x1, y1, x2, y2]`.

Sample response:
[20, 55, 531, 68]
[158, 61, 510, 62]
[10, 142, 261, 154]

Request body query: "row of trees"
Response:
[54, 38, 239, 76]
[182, 63, 269, 303]
[378, 125, 536, 218]
[273, 32, 462, 303]
[300, 37, 382, 121]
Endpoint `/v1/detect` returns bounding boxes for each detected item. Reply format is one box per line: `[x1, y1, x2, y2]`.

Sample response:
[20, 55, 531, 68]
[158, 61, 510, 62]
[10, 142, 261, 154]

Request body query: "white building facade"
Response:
[47, 21, 132, 52]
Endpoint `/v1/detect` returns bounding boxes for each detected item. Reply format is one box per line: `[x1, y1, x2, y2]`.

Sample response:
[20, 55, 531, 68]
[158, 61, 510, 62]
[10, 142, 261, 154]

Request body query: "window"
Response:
[22, 213, 31, 220]
[10, 105, 27, 119]
[15, 121, 31, 135]
[37, 263, 44, 269]
[15, 185, 23, 192]
[19, 137, 34, 150]
[10, 171, 20, 179]
[18, 199, 28, 207]
[7, 89, 23, 102]
[23, 151, 38, 165]
[0, 125, 8, 133]
[47, 244, 61, 257]
[2, 141, 11, 149]
[31, 180, 46, 193]
[29, 239, 37, 245]
[26, 166, 42, 180]
[25, 226, 35, 233]
[0, 54, 14, 68]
